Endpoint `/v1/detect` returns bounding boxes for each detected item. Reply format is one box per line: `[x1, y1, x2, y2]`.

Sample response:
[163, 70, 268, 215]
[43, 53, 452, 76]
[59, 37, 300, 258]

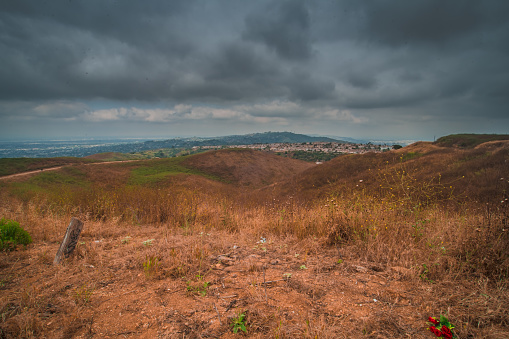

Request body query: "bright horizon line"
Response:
[0, 131, 430, 144]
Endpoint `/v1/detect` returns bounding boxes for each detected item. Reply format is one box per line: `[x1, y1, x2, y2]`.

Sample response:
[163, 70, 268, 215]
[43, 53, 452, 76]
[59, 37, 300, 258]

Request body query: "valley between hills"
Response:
[0, 134, 508, 338]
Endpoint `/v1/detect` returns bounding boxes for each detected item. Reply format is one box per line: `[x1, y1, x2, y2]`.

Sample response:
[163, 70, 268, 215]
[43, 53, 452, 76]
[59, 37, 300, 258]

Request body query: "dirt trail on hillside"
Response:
[0, 160, 139, 181]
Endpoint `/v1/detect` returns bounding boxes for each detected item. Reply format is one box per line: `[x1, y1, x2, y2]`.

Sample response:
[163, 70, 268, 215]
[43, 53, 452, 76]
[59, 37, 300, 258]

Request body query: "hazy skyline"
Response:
[1, 1, 508, 141]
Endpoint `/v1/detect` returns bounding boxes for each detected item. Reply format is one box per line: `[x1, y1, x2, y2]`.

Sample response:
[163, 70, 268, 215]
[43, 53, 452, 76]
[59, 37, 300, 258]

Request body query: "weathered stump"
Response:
[53, 217, 84, 265]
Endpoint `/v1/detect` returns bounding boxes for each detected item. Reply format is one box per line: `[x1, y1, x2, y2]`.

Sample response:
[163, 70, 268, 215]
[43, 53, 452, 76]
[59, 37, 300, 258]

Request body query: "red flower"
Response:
[429, 326, 443, 337]
[441, 325, 453, 339]
[428, 317, 440, 325]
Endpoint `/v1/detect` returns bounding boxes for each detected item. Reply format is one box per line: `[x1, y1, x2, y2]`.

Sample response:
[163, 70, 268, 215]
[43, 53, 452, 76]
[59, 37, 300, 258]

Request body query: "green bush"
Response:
[0, 218, 32, 250]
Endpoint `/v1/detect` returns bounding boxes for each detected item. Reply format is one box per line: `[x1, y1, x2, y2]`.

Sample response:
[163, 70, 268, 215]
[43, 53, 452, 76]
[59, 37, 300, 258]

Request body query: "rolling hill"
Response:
[181, 148, 315, 187]
[273, 138, 509, 205]
[434, 133, 509, 148]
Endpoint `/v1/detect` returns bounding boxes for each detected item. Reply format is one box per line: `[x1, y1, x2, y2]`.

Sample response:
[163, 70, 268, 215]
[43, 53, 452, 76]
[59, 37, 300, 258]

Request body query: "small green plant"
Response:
[337, 259, 343, 264]
[186, 274, 210, 296]
[186, 279, 210, 296]
[299, 265, 307, 270]
[419, 264, 434, 283]
[121, 236, 131, 244]
[231, 311, 247, 334]
[427, 315, 457, 338]
[283, 273, 292, 280]
[412, 219, 428, 240]
[143, 256, 160, 278]
[73, 285, 94, 306]
[0, 218, 32, 250]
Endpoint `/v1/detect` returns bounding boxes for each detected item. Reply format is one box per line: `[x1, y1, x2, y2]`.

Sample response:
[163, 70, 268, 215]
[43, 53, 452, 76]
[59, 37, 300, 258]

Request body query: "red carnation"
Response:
[429, 326, 443, 337]
[428, 317, 440, 325]
[441, 325, 453, 339]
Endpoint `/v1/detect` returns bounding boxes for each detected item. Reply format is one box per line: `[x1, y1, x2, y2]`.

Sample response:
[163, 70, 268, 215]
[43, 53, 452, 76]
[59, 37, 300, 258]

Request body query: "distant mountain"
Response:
[195, 132, 345, 145]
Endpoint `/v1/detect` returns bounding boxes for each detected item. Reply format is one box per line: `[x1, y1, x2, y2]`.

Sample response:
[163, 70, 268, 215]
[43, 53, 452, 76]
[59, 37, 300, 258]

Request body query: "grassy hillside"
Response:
[274, 140, 508, 205]
[0, 157, 97, 177]
[434, 133, 509, 148]
[182, 148, 314, 187]
[84, 152, 139, 161]
[0, 141, 508, 338]
[84, 147, 208, 161]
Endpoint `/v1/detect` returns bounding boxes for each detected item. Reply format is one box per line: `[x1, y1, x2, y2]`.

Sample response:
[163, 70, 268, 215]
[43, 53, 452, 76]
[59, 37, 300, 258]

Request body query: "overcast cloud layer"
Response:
[1, 0, 508, 140]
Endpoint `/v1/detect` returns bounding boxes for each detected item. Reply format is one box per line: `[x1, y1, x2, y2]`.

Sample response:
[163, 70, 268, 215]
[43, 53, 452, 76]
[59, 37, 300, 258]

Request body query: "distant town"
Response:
[196, 142, 393, 162]
[198, 142, 391, 154]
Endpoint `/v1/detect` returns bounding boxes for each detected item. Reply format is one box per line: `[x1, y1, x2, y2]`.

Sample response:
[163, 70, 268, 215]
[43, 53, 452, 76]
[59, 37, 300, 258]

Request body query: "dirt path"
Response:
[0, 160, 140, 181]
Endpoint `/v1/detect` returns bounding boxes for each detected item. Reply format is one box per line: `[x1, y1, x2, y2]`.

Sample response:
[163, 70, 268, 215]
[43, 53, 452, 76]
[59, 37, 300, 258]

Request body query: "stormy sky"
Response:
[1, 0, 508, 141]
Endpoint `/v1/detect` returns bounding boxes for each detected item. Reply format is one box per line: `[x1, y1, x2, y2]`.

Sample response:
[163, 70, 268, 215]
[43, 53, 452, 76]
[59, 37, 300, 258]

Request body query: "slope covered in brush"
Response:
[0, 157, 97, 177]
[434, 133, 509, 148]
[277, 140, 508, 205]
[181, 148, 315, 187]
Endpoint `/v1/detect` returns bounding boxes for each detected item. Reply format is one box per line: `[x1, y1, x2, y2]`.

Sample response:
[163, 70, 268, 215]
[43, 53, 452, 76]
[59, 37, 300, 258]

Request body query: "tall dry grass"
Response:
[2, 165, 507, 284]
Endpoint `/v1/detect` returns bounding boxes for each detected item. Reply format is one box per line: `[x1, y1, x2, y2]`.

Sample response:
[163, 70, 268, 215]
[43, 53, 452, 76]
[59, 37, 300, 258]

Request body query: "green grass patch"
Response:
[6, 169, 89, 203]
[400, 152, 423, 162]
[0, 158, 39, 176]
[0, 157, 95, 177]
[128, 157, 222, 185]
[27, 170, 88, 188]
[0, 218, 32, 250]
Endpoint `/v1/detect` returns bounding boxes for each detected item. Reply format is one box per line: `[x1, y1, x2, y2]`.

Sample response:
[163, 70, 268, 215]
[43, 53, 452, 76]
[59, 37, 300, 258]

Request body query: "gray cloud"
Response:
[359, 1, 484, 46]
[243, 0, 313, 61]
[347, 72, 377, 89]
[0, 0, 508, 140]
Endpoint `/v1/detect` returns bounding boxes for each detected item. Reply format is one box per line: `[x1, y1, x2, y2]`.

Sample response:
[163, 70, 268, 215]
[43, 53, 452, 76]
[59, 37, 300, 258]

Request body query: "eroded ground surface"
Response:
[0, 222, 505, 338]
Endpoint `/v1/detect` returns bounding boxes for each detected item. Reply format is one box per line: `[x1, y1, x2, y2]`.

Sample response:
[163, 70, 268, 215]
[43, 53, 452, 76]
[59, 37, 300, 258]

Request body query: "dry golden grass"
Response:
[0, 142, 508, 338]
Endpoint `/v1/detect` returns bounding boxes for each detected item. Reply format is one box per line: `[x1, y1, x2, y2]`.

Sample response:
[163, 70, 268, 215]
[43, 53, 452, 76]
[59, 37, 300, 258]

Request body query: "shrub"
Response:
[0, 218, 32, 250]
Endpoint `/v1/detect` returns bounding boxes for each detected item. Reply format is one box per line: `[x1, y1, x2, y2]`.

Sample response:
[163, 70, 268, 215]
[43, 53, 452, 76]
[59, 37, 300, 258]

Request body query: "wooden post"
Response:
[53, 217, 84, 265]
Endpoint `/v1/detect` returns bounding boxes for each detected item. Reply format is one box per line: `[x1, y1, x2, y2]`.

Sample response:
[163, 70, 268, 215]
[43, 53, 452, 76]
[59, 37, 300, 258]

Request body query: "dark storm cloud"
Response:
[0, 0, 193, 101]
[285, 70, 336, 101]
[318, 1, 509, 49]
[0, 0, 508, 138]
[206, 43, 277, 81]
[359, 1, 484, 46]
[242, 0, 313, 60]
[170, 40, 334, 103]
[314, 0, 509, 114]
[347, 72, 377, 90]
[0, 0, 329, 104]
[1, 0, 191, 49]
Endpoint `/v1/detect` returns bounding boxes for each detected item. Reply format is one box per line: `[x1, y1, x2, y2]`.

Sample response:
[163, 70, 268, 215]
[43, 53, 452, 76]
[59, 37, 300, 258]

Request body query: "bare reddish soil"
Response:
[0, 222, 427, 338]
[1, 219, 507, 338]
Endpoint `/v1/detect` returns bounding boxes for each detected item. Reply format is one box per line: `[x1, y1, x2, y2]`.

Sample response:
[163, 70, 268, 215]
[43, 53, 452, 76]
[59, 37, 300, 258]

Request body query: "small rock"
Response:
[391, 266, 413, 277]
[217, 255, 233, 262]
[353, 265, 368, 273]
